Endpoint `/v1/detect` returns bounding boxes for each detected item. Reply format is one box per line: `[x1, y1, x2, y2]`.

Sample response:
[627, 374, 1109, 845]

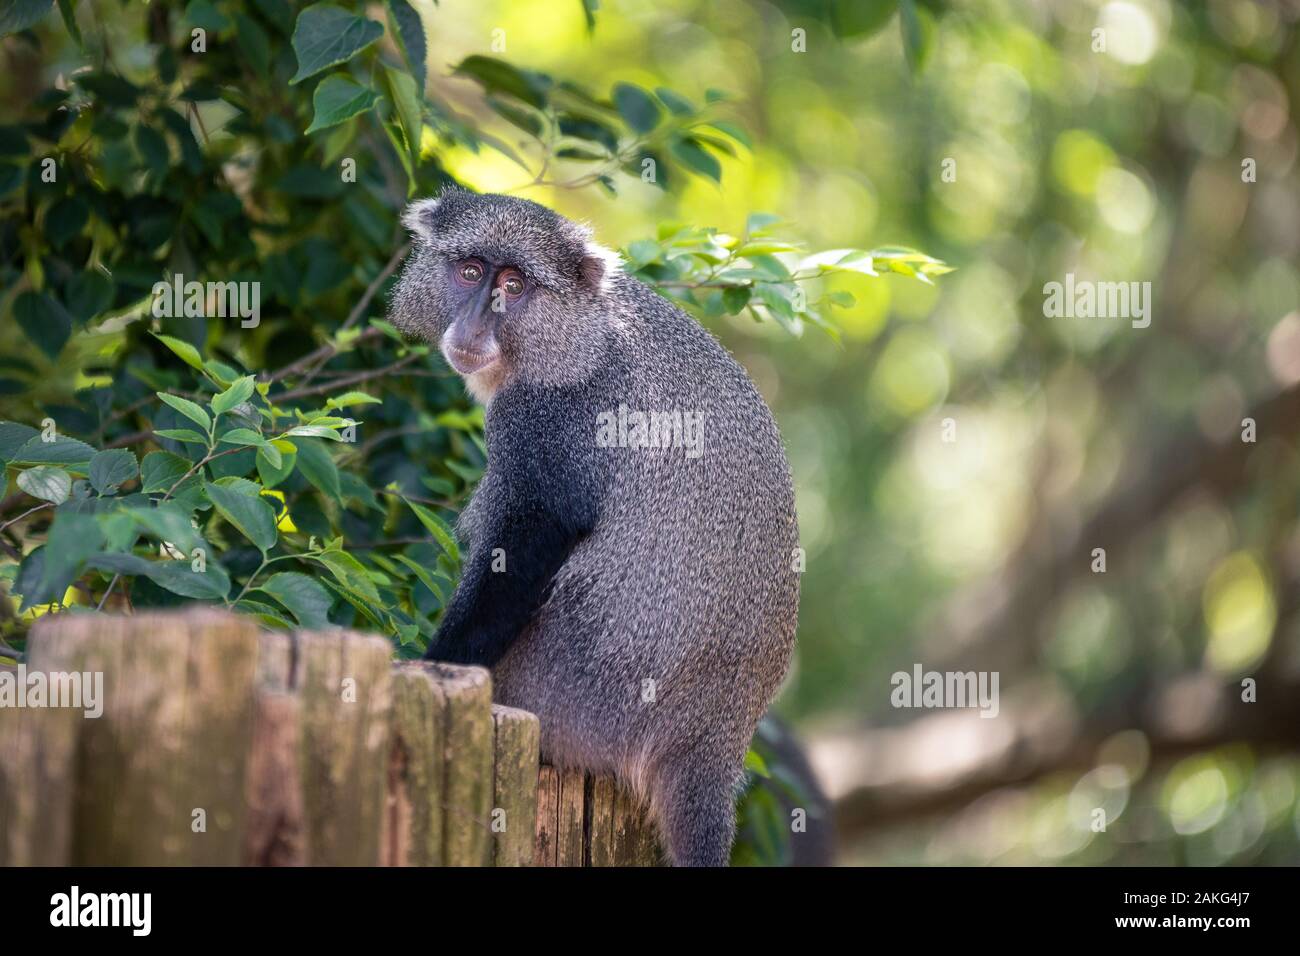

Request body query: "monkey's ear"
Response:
[579, 239, 623, 295]
[401, 198, 442, 241]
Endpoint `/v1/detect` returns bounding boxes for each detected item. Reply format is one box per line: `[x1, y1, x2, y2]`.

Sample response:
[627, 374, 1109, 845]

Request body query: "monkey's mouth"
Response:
[442, 344, 500, 376]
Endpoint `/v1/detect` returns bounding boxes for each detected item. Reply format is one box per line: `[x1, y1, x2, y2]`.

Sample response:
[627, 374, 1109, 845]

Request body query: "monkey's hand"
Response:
[423, 504, 583, 668]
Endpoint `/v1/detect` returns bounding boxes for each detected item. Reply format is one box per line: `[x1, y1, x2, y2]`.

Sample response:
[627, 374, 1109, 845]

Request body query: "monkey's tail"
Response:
[738, 714, 837, 866]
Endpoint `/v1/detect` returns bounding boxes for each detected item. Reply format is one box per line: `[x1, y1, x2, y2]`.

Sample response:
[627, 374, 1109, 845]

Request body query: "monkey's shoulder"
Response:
[480, 381, 612, 522]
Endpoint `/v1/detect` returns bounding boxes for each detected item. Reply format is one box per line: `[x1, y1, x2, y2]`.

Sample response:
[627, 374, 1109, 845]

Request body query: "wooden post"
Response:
[0, 660, 79, 866]
[534, 765, 587, 866]
[295, 629, 393, 866]
[531, 769, 664, 867]
[611, 780, 663, 865]
[384, 663, 446, 866]
[24, 610, 263, 865]
[242, 687, 306, 865]
[2, 607, 667, 868]
[491, 704, 539, 866]
[428, 663, 493, 865]
[584, 774, 619, 867]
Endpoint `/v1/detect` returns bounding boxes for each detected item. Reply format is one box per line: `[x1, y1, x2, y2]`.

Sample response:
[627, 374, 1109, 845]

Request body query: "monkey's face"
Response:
[390, 189, 622, 394]
[434, 255, 532, 376]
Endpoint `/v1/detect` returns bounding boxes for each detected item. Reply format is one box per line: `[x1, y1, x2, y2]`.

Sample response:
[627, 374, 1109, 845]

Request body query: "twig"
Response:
[275, 353, 424, 403]
[266, 328, 383, 385]
[287, 242, 411, 391]
[106, 429, 151, 449]
[95, 574, 119, 610]
[0, 503, 52, 535]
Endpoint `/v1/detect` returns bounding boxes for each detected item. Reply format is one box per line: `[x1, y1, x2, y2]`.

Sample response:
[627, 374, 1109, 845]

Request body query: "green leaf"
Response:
[216, 427, 264, 446]
[219, 428, 281, 468]
[721, 286, 751, 315]
[157, 392, 212, 432]
[282, 424, 347, 440]
[152, 333, 205, 370]
[0, 421, 40, 462]
[14, 291, 72, 359]
[39, 512, 103, 595]
[404, 498, 460, 565]
[56, 0, 80, 44]
[654, 86, 695, 116]
[387, 0, 426, 90]
[830, 0, 898, 39]
[134, 123, 169, 175]
[65, 270, 114, 321]
[744, 748, 772, 778]
[899, 0, 934, 72]
[235, 11, 271, 75]
[453, 55, 550, 109]
[313, 548, 380, 603]
[0, 0, 54, 37]
[89, 553, 231, 600]
[15, 547, 59, 612]
[88, 449, 138, 495]
[380, 118, 416, 196]
[383, 64, 421, 170]
[17, 465, 71, 504]
[129, 501, 205, 554]
[45, 196, 88, 247]
[390, 553, 447, 603]
[151, 558, 231, 599]
[305, 74, 379, 134]
[10, 434, 96, 469]
[139, 450, 192, 494]
[670, 137, 722, 182]
[707, 120, 752, 150]
[153, 428, 209, 445]
[291, 438, 341, 501]
[204, 481, 278, 552]
[256, 572, 333, 628]
[612, 82, 661, 134]
[324, 391, 382, 409]
[320, 576, 386, 630]
[257, 446, 296, 489]
[235, 598, 296, 629]
[289, 4, 385, 85]
[210, 374, 255, 416]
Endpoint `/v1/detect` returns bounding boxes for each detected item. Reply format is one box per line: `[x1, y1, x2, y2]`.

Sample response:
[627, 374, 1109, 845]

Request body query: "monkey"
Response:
[389, 188, 800, 866]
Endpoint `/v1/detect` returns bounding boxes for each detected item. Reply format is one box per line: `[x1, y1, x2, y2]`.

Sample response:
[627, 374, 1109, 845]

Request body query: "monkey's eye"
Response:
[499, 271, 525, 297]
[457, 261, 484, 284]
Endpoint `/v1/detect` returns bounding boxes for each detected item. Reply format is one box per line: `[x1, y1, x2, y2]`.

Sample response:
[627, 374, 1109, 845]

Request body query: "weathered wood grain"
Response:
[384, 663, 446, 866]
[3, 607, 670, 869]
[242, 689, 306, 866]
[534, 765, 559, 865]
[584, 774, 618, 867]
[0, 659, 79, 865]
[428, 662, 493, 865]
[612, 780, 663, 866]
[26, 609, 261, 865]
[491, 704, 539, 866]
[295, 629, 393, 865]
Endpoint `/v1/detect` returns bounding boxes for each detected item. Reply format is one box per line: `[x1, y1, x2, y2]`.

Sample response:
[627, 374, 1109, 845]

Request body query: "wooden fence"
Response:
[0, 608, 661, 866]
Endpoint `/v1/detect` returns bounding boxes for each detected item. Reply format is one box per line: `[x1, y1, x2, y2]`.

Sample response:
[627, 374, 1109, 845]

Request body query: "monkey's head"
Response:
[390, 188, 623, 398]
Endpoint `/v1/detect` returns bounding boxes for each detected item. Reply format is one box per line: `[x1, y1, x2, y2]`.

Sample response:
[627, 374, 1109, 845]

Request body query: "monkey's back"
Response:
[491, 278, 800, 795]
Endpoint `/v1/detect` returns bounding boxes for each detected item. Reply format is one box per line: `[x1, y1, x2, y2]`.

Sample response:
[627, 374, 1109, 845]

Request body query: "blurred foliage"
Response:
[0, 0, 942, 866]
[1, 0, 1298, 867]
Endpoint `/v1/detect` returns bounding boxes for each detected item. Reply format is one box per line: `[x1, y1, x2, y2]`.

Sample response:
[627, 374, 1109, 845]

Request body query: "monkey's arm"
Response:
[424, 499, 585, 667]
[424, 388, 600, 667]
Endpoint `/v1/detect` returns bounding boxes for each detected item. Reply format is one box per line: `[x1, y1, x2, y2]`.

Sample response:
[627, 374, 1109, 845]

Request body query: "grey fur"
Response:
[390, 189, 800, 866]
